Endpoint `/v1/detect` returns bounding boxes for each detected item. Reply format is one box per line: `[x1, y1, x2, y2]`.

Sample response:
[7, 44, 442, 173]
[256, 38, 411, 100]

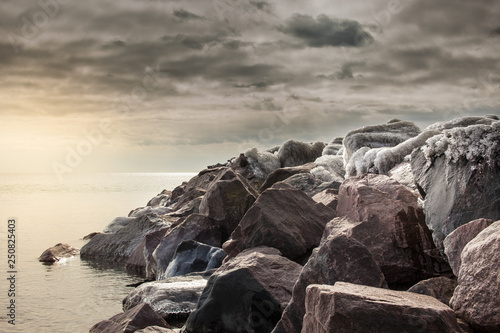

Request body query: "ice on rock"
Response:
[311, 155, 345, 182]
[426, 115, 498, 131]
[277, 140, 325, 167]
[244, 147, 281, 179]
[322, 137, 344, 156]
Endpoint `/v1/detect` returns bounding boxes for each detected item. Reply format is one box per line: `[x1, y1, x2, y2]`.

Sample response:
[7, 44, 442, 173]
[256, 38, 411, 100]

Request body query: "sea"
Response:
[0, 172, 196, 333]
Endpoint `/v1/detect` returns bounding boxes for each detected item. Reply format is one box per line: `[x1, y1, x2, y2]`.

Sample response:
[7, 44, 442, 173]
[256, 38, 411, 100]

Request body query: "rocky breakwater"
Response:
[81, 115, 500, 333]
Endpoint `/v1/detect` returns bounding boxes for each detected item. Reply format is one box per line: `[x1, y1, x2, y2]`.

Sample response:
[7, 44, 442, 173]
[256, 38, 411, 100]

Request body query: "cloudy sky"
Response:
[1, 0, 499, 174]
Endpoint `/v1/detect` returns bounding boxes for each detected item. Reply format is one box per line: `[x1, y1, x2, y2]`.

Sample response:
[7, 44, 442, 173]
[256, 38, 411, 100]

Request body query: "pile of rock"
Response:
[74, 115, 499, 333]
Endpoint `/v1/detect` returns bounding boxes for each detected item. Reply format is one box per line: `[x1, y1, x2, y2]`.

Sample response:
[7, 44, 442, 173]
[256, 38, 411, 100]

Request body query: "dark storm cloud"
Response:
[173, 9, 206, 21]
[249, 1, 274, 14]
[489, 27, 500, 37]
[317, 62, 364, 80]
[278, 14, 374, 47]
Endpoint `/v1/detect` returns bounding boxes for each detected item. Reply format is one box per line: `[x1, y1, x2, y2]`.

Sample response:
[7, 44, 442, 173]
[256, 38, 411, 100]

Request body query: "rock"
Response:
[243, 147, 281, 179]
[123, 275, 208, 323]
[335, 174, 446, 286]
[90, 303, 170, 333]
[388, 161, 415, 188]
[167, 188, 205, 217]
[426, 115, 498, 131]
[342, 119, 421, 171]
[302, 282, 464, 333]
[274, 172, 341, 197]
[450, 221, 500, 333]
[83, 232, 101, 241]
[278, 140, 325, 167]
[443, 218, 495, 276]
[129, 207, 172, 219]
[135, 327, 177, 333]
[151, 214, 222, 280]
[104, 217, 138, 233]
[411, 122, 500, 251]
[310, 155, 345, 182]
[147, 192, 171, 207]
[223, 187, 335, 262]
[164, 241, 226, 278]
[311, 189, 338, 211]
[322, 137, 343, 155]
[38, 243, 79, 263]
[407, 277, 458, 305]
[260, 163, 316, 192]
[81, 214, 173, 263]
[272, 233, 386, 333]
[199, 168, 257, 238]
[184, 247, 302, 333]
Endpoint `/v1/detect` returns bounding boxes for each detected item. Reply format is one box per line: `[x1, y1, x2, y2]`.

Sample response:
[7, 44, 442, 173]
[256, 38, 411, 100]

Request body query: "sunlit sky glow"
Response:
[1, 0, 499, 174]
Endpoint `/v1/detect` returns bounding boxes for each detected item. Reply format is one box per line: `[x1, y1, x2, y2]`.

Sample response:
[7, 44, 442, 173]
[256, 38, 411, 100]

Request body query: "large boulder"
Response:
[322, 137, 343, 155]
[302, 283, 464, 333]
[81, 214, 173, 263]
[38, 243, 79, 263]
[184, 247, 302, 333]
[407, 277, 458, 305]
[342, 119, 421, 172]
[272, 233, 386, 333]
[151, 214, 222, 280]
[260, 163, 316, 192]
[277, 140, 325, 167]
[450, 221, 500, 333]
[104, 217, 137, 233]
[242, 147, 281, 180]
[223, 187, 335, 262]
[90, 303, 170, 333]
[443, 218, 495, 276]
[164, 241, 225, 278]
[199, 168, 257, 238]
[411, 122, 500, 251]
[335, 174, 446, 286]
[123, 275, 208, 323]
[310, 155, 345, 182]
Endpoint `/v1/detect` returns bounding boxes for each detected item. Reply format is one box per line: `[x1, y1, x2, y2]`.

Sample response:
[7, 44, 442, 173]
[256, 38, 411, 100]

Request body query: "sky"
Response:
[1, 0, 499, 174]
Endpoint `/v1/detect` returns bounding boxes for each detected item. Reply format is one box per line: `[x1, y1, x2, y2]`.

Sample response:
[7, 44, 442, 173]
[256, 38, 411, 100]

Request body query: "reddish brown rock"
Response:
[335, 174, 446, 286]
[450, 221, 500, 333]
[184, 247, 302, 333]
[443, 218, 495, 276]
[90, 303, 170, 333]
[272, 233, 386, 333]
[223, 187, 335, 262]
[302, 283, 464, 333]
[199, 168, 257, 238]
[311, 188, 338, 211]
[407, 277, 458, 305]
[38, 243, 79, 263]
[260, 163, 316, 192]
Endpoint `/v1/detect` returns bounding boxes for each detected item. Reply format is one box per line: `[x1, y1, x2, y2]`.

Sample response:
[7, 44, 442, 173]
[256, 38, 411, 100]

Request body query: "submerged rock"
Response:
[38, 243, 79, 263]
[302, 283, 464, 333]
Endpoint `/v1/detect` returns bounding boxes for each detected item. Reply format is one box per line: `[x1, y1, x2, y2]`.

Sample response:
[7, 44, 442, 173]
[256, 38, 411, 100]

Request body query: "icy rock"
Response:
[277, 140, 325, 167]
[322, 137, 343, 155]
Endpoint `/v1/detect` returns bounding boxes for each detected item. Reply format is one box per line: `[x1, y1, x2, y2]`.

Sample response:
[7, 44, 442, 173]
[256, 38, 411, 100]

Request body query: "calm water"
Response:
[0, 173, 196, 333]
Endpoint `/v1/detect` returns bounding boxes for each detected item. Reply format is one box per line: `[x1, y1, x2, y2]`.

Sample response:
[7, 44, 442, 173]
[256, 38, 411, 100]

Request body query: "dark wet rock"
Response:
[151, 214, 222, 280]
[123, 275, 208, 323]
[277, 140, 325, 167]
[335, 174, 447, 286]
[450, 221, 500, 333]
[164, 240, 225, 278]
[90, 303, 170, 333]
[81, 214, 173, 263]
[223, 187, 335, 262]
[443, 218, 495, 276]
[38, 243, 79, 263]
[411, 122, 500, 251]
[272, 233, 386, 333]
[302, 283, 464, 333]
[184, 247, 302, 333]
[199, 168, 257, 238]
[407, 277, 458, 305]
[260, 163, 316, 192]
[83, 232, 101, 241]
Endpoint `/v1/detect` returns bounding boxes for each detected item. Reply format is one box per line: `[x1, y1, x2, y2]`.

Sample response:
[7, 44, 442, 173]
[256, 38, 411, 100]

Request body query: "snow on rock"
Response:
[277, 140, 325, 167]
[322, 137, 343, 156]
[244, 147, 281, 179]
[425, 115, 499, 131]
[310, 155, 345, 182]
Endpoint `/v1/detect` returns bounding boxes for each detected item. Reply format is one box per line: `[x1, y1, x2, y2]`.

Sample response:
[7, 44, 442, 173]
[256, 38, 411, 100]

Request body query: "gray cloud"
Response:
[173, 9, 206, 21]
[278, 14, 374, 47]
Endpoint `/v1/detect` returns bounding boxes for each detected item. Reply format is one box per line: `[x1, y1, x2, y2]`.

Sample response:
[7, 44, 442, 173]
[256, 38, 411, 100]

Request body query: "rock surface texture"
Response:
[38, 243, 79, 263]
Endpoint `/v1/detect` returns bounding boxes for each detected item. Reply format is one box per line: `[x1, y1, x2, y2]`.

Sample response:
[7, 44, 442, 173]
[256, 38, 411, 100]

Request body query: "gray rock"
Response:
[322, 137, 343, 155]
[450, 221, 500, 333]
[38, 243, 79, 263]
[103, 217, 137, 234]
[388, 161, 416, 188]
[302, 282, 464, 333]
[184, 247, 302, 333]
[272, 233, 386, 333]
[164, 240, 225, 278]
[260, 163, 316, 192]
[411, 122, 500, 251]
[278, 140, 325, 167]
[123, 275, 208, 323]
[135, 327, 177, 333]
[90, 303, 170, 333]
[335, 174, 447, 286]
[223, 187, 335, 262]
[443, 218, 495, 276]
[274, 173, 341, 197]
[407, 277, 458, 305]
